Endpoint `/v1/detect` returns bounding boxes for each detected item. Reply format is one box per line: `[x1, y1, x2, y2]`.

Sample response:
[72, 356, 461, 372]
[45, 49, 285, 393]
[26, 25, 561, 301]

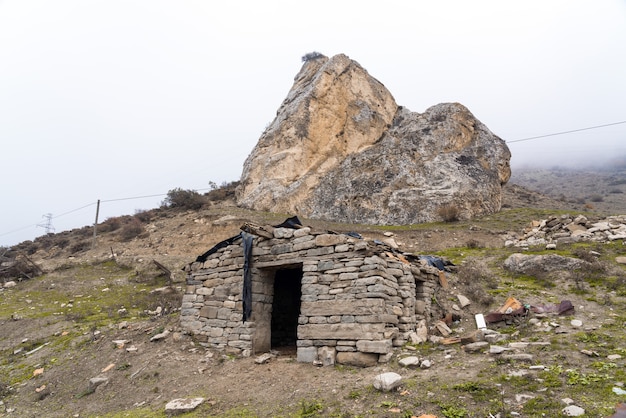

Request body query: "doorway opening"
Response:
[270, 267, 302, 350]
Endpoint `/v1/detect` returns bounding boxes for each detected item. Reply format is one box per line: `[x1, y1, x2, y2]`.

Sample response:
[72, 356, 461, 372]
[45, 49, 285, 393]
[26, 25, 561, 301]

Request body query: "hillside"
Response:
[510, 167, 626, 215]
[1, 179, 626, 417]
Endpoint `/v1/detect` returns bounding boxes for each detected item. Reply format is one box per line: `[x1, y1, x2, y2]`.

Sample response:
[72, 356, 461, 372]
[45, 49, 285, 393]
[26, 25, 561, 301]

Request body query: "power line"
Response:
[0, 187, 214, 241]
[101, 193, 168, 203]
[507, 120, 626, 144]
[52, 202, 98, 220]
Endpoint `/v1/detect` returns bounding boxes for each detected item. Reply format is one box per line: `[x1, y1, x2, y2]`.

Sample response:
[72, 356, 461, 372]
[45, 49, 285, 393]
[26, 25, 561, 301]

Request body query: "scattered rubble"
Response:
[505, 214, 626, 248]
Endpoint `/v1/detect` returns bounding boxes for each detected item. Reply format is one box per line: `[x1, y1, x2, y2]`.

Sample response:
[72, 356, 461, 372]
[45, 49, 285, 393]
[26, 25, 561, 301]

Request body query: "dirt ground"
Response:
[2, 183, 626, 417]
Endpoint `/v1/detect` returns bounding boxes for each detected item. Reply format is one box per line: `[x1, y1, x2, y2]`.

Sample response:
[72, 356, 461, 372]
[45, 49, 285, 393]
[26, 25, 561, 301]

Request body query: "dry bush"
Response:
[70, 240, 91, 254]
[571, 247, 599, 263]
[161, 188, 206, 210]
[120, 217, 146, 242]
[100, 217, 122, 233]
[456, 258, 497, 307]
[521, 265, 556, 288]
[134, 210, 152, 223]
[206, 181, 240, 202]
[437, 203, 460, 222]
[466, 239, 483, 249]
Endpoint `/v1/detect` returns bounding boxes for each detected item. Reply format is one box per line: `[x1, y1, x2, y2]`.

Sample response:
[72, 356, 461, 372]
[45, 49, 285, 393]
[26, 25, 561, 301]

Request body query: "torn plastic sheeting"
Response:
[418, 255, 455, 272]
[273, 216, 303, 229]
[484, 308, 527, 324]
[242, 232, 254, 322]
[530, 300, 574, 315]
[195, 233, 242, 263]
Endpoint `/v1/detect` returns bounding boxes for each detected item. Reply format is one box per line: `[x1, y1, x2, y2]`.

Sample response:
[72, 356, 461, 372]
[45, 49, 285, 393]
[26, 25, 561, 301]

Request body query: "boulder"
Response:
[503, 253, 589, 274]
[237, 53, 511, 224]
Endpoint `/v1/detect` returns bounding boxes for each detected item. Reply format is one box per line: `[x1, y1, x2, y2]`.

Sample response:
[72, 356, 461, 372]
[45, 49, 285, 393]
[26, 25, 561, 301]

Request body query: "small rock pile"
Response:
[505, 214, 626, 248]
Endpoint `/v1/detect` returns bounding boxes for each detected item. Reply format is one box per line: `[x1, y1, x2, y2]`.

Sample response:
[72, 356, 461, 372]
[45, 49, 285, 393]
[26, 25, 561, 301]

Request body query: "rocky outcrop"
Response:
[503, 253, 589, 274]
[237, 53, 511, 224]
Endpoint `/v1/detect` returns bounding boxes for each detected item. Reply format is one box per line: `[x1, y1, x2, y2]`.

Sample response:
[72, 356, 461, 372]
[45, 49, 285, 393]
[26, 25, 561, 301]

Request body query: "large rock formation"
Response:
[236, 53, 511, 224]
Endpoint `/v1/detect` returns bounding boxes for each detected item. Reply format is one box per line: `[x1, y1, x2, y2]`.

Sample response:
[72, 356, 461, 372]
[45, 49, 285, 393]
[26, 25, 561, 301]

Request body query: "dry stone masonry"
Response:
[180, 223, 440, 366]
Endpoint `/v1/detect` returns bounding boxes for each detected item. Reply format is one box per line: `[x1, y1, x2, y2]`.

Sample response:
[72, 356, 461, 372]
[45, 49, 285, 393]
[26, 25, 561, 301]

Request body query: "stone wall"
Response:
[180, 226, 439, 365]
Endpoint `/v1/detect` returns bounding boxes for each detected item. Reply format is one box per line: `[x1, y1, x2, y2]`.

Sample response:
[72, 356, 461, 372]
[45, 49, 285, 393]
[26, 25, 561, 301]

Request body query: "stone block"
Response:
[315, 234, 347, 247]
[300, 299, 384, 316]
[199, 306, 218, 319]
[338, 272, 359, 280]
[327, 267, 358, 274]
[335, 345, 356, 352]
[356, 339, 392, 354]
[293, 240, 317, 251]
[196, 287, 213, 296]
[354, 241, 368, 251]
[217, 308, 231, 320]
[271, 243, 293, 254]
[319, 346, 336, 366]
[298, 323, 384, 340]
[209, 327, 224, 337]
[308, 316, 328, 324]
[414, 301, 426, 315]
[313, 339, 337, 346]
[306, 247, 335, 257]
[293, 227, 311, 237]
[297, 346, 318, 363]
[273, 227, 294, 239]
[317, 260, 335, 271]
[336, 352, 378, 367]
[182, 294, 197, 303]
[335, 244, 350, 252]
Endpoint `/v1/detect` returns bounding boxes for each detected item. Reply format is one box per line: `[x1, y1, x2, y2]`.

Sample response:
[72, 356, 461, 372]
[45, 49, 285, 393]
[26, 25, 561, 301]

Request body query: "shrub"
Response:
[589, 194, 604, 202]
[301, 51, 324, 62]
[134, 210, 152, 223]
[466, 238, 483, 249]
[456, 259, 496, 306]
[120, 217, 145, 241]
[70, 240, 91, 254]
[206, 181, 240, 202]
[100, 217, 122, 232]
[437, 204, 460, 222]
[161, 188, 206, 210]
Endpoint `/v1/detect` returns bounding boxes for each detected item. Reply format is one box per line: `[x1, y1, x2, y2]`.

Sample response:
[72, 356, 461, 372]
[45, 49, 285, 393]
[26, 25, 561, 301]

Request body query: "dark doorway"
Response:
[270, 267, 302, 348]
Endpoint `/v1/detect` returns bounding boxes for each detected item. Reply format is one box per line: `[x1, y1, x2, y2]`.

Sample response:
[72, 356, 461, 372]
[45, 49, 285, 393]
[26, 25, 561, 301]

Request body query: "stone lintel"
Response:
[298, 323, 385, 340]
[300, 299, 385, 316]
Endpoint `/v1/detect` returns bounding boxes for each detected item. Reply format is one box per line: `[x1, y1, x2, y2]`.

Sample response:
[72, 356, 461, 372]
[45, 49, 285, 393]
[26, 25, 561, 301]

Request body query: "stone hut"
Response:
[180, 219, 440, 366]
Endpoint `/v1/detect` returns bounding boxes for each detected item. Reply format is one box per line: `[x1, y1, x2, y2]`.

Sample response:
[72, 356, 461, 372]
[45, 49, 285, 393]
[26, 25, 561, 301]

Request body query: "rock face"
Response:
[237, 53, 511, 224]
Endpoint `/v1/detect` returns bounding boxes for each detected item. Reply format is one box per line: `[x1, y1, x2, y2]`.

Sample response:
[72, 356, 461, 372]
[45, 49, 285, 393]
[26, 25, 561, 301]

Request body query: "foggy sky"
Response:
[1, 0, 625, 246]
